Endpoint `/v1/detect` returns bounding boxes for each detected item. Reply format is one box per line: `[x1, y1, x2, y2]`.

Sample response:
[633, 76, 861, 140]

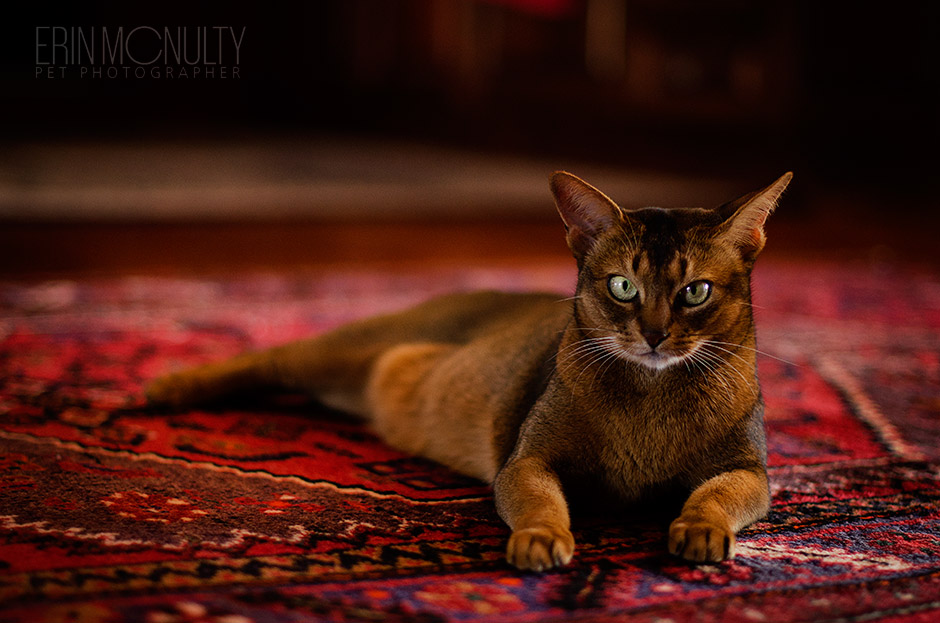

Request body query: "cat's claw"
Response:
[668, 517, 735, 563]
[506, 526, 574, 571]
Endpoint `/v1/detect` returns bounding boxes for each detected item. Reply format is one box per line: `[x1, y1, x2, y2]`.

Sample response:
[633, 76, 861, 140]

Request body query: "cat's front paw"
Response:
[668, 516, 734, 563]
[506, 526, 574, 572]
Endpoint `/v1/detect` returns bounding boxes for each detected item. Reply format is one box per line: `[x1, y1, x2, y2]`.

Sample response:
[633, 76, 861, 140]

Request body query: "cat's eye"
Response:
[607, 275, 639, 302]
[679, 281, 712, 306]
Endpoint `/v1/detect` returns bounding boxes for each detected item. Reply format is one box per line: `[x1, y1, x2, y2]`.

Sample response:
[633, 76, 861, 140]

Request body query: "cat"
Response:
[147, 170, 792, 571]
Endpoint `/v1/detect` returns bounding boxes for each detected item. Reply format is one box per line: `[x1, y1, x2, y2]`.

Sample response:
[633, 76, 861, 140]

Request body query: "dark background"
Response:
[1, 0, 938, 275]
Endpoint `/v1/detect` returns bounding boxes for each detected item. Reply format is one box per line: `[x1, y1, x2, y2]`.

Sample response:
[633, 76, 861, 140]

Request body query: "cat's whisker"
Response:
[699, 341, 754, 368]
[731, 300, 768, 311]
[694, 347, 758, 397]
[693, 345, 736, 375]
[690, 353, 731, 395]
[589, 347, 625, 394]
[555, 337, 598, 356]
[558, 337, 615, 378]
[557, 349, 599, 377]
[686, 350, 735, 400]
[555, 336, 614, 362]
[578, 351, 612, 392]
[573, 337, 624, 388]
[700, 339, 799, 367]
[693, 348, 740, 388]
[552, 330, 624, 367]
[686, 347, 716, 376]
[554, 335, 609, 357]
[565, 349, 610, 375]
[573, 348, 608, 386]
[698, 342, 771, 390]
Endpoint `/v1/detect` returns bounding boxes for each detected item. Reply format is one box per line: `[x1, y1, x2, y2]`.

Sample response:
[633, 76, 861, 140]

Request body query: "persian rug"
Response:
[1, 260, 938, 623]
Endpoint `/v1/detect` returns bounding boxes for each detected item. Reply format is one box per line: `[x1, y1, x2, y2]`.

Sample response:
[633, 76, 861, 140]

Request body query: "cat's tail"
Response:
[145, 347, 289, 410]
[145, 321, 403, 417]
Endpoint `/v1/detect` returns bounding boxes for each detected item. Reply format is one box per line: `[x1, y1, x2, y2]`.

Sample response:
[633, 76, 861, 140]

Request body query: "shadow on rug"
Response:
[1, 261, 939, 622]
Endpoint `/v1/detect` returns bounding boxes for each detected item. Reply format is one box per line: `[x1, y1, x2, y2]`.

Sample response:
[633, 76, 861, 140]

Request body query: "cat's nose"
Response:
[641, 330, 669, 349]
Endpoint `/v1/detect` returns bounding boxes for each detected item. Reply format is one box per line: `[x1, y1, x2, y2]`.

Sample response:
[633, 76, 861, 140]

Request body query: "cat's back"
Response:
[402, 290, 570, 344]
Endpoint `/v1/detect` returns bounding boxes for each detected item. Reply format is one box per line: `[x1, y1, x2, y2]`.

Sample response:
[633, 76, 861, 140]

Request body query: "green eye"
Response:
[608, 275, 639, 302]
[680, 281, 712, 306]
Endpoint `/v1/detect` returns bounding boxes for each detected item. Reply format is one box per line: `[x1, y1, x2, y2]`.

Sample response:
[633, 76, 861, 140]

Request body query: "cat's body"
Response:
[147, 171, 792, 570]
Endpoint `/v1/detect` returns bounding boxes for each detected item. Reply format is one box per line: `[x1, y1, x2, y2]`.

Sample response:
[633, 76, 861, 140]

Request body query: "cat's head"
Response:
[551, 171, 792, 371]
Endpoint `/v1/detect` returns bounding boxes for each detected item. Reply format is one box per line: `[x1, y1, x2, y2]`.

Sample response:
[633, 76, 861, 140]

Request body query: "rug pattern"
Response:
[1, 262, 939, 622]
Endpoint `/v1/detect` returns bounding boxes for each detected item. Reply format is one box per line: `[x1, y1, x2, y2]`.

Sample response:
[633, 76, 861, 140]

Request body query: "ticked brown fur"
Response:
[148, 171, 792, 570]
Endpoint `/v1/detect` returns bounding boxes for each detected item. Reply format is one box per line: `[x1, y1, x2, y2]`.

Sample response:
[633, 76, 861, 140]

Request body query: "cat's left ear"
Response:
[716, 172, 793, 260]
[550, 171, 625, 261]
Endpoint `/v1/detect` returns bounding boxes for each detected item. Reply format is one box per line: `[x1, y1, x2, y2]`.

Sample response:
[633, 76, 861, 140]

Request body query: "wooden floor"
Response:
[0, 219, 570, 278]
[0, 140, 936, 279]
[1, 201, 937, 280]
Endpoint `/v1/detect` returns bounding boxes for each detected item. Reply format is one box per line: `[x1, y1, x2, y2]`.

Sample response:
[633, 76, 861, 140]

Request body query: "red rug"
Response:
[1, 260, 939, 622]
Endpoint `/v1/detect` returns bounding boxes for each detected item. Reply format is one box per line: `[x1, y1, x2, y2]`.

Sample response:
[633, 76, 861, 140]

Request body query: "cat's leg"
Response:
[668, 468, 770, 562]
[365, 342, 457, 458]
[146, 291, 549, 412]
[494, 455, 575, 571]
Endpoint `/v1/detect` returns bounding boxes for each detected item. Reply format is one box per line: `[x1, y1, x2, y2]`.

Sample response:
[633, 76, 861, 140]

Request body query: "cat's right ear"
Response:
[550, 171, 625, 260]
[716, 172, 793, 261]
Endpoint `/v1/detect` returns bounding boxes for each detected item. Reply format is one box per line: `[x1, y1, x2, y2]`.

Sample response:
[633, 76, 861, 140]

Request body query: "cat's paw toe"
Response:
[506, 526, 574, 572]
[668, 517, 735, 563]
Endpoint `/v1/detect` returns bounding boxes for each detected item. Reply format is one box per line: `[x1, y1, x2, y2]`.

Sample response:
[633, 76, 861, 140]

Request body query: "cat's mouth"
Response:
[634, 349, 689, 371]
[615, 339, 696, 371]
[585, 333, 698, 372]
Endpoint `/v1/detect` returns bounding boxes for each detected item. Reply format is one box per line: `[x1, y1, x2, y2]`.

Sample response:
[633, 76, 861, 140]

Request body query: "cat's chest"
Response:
[590, 390, 718, 493]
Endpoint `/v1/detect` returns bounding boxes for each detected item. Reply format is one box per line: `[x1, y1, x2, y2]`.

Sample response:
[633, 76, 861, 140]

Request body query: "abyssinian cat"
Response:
[147, 171, 792, 571]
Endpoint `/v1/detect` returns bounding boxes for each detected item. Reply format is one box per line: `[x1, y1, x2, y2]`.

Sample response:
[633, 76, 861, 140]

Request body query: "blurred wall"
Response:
[2, 0, 937, 187]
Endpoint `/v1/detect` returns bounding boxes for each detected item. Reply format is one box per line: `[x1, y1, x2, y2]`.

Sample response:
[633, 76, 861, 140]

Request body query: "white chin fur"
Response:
[618, 342, 700, 371]
[628, 351, 688, 371]
[599, 340, 695, 372]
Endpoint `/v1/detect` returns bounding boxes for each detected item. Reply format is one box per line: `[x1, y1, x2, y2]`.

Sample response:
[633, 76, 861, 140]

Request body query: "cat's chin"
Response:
[604, 339, 695, 372]
[623, 349, 689, 372]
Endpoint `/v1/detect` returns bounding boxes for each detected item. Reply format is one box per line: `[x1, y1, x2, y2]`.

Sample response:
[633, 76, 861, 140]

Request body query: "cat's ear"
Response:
[716, 172, 793, 260]
[550, 171, 625, 260]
